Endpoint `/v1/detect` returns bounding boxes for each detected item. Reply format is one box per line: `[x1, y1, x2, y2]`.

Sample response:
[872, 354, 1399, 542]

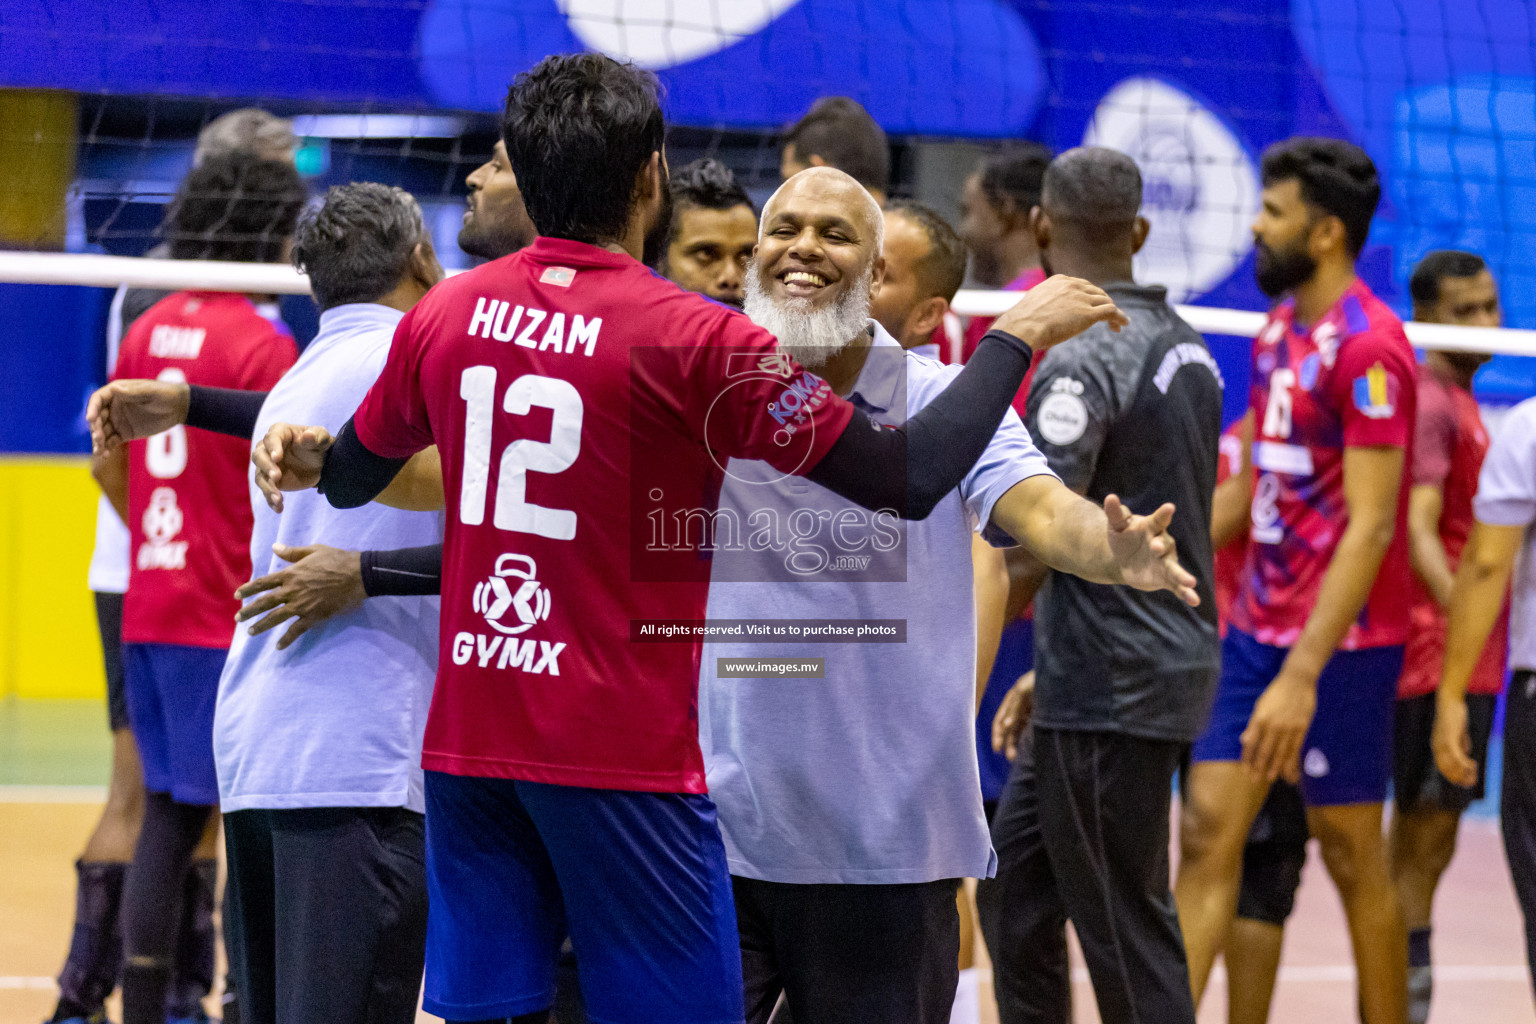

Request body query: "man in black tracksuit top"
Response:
[977, 147, 1223, 1024]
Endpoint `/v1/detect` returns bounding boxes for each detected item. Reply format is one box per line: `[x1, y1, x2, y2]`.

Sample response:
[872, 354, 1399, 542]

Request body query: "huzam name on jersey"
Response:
[467, 297, 602, 356]
[450, 632, 568, 675]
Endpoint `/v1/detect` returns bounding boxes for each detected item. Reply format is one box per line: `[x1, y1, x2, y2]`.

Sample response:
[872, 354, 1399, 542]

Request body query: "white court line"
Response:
[0, 977, 56, 990]
[972, 964, 1529, 984]
[0, 785, 106, 803]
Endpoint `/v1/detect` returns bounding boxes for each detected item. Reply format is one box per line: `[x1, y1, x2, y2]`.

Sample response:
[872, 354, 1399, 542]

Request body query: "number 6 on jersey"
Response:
[458, 366, 583, 540]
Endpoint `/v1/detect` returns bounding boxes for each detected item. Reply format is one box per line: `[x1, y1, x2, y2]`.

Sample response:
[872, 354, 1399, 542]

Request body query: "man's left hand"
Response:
[1104, 494, 1200, 606]
[235, 543, 365, 650]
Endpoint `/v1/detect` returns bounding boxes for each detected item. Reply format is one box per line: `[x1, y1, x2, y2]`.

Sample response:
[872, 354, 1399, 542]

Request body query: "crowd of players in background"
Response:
[43, 51, 1536, 1024]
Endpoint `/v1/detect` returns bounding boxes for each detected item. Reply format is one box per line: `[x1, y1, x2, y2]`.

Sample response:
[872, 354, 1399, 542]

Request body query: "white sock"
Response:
[950, 966, 980, 1024]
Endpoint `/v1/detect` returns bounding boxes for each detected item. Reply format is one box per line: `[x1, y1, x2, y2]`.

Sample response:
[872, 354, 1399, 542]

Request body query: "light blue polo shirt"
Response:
[215, 303, 443, 814]
[699, 321, 1055, 884]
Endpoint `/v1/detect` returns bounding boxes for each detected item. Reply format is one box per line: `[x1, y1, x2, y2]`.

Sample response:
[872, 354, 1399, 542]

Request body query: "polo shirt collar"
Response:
[846, 319, 906, 416]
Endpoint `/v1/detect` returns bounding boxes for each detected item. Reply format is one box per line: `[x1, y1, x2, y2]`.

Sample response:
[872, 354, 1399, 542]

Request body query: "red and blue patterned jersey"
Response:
[1229, 279, 1416, 650]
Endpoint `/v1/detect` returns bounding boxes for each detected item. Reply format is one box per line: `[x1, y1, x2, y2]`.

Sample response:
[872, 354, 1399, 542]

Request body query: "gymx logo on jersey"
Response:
[451, 553, 567, 675]
[472, 554, 552, 635]
[137, 487, 187, 570]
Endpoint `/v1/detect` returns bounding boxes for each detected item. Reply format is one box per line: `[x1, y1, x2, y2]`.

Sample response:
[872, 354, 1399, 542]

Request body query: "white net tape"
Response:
[5, 250, 1535, 357]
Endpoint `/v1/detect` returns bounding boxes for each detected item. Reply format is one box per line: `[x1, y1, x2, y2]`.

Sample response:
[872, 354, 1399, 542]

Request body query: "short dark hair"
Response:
[1040, 147, 1143, 231]
[783, 97, 890, 193]
[1410, 250, 1489, 306]
[884, 200, 967, 303]
[502, 53, 666, 243]
[670, 158, 754, 215]
[976, 142, 1053, 214]
[164, 154, 306, 263]
[1260, 137, 1380, 257]
[292, 183, 425, 311]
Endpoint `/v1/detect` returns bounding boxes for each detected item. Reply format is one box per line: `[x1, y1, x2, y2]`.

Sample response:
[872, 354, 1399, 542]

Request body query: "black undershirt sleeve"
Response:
[317, 417, 411, 509]
[185, 385, 269, 438]
[359, 544, 444, 597]
[805, 329, 1034, 519]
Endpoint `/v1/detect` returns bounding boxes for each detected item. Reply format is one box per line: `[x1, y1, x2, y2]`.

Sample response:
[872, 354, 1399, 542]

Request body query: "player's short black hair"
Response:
[502, 53, 666, 244]
[884, 200, 967, 304]
[1410, 250, 1489, 306]
[783, 97, 890, 193]
[164, 154, 306, 263]
[670, 158, 754, 215]
[976, 142, 1053, 214]
[1040, 147, 1143, 232]
[1260, 137, 1380, 257]
[292, 183, 425, 312]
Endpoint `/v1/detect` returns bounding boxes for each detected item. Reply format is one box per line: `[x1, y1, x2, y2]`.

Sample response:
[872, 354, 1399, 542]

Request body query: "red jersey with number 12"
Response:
[353, 238, 855, 794]
[117, 291, 297, 648]
[1229, 279, 1416, 650]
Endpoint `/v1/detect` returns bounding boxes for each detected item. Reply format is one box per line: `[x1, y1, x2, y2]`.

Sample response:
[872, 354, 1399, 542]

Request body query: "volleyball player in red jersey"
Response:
[1391, 251, 1506, 1022]
[249, 55, 1137, 1024]
[97, 154, 304, 1024]
[1175, 138, 1415, 1024]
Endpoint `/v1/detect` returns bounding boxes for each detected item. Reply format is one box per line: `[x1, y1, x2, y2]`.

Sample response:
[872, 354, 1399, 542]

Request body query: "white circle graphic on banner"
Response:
[1083, 77, 1259, 303]
[558, 0, 804, 68]
[1037, 392, 1089, 446]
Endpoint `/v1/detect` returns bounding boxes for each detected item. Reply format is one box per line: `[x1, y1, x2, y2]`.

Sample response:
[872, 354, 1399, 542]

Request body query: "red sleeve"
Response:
[1412, 377, 1456, 486]
[353, 304, 434, 458]
[1330, 324, 1416, 450]
[676, 307, 854, 477]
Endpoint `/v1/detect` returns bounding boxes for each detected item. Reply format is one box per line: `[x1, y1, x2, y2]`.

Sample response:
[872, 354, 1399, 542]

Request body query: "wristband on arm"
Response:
[359, 544, 444, 597]
[185, 385, 269, 438]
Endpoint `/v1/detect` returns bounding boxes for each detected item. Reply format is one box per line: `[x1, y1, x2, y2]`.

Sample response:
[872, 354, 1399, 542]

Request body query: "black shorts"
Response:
[95, 591, 129, 732]
[1237, 780, 1309, 927]
[1394, 691, 1497, 812]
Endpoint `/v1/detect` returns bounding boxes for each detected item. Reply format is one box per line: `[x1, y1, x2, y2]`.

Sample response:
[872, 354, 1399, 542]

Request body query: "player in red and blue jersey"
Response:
[246, 55, 1138, 1024]
[1174, 138, 1416, 1024]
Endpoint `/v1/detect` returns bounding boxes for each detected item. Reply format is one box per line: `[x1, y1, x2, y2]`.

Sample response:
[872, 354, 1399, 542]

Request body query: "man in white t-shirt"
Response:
[89, 182, 446, 1024]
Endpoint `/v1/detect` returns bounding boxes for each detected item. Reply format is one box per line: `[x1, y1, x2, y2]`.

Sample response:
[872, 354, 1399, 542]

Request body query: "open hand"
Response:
[235, 544, 365, 650]
[1104, 495, 1200, 606]
[990, 275, 1129, 352]
[992, 671, 1036, 761]
[87, 379, 191, 453]
[1241, 669, 1317, 783]
[252, 423, 334, 513]
[1432, 695, 1478, 789]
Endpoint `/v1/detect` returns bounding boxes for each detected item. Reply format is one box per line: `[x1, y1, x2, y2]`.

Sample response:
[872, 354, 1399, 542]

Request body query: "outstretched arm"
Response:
[986, 474, 1200, 605]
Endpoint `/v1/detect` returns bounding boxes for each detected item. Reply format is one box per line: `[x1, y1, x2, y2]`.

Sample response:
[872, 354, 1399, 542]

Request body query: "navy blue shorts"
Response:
[422, 771, 744, 1024]
[1192, 630, 1403, 806]
[123, 642, 225, 806]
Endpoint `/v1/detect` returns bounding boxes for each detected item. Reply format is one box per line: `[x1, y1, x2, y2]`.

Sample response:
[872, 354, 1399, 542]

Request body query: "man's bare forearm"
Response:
[1014, 484, 1121, 586]
[1439, 523, 1519, 704]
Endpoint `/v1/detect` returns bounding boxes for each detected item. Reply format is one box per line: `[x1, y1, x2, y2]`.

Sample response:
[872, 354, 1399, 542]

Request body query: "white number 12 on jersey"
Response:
[459, 366, 583, 540]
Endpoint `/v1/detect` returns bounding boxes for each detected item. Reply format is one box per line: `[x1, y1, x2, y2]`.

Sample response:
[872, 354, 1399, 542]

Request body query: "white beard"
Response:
[743, 259, 874, 369]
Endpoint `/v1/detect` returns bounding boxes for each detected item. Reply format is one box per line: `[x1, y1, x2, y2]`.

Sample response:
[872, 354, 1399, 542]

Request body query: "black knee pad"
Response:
[1237, 838, 1306, 926]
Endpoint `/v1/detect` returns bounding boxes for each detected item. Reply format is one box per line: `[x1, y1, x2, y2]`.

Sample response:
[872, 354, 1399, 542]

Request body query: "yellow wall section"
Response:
[0, 456, 106, 699]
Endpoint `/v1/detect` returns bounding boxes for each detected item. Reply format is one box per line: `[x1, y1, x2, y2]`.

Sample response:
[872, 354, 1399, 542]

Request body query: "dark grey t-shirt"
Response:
[1026, 282, 1223, 742]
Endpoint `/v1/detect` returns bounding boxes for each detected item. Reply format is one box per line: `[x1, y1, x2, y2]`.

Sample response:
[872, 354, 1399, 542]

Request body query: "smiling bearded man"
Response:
[699, 165, 1204, 1024]
[741, 174, 880, 368]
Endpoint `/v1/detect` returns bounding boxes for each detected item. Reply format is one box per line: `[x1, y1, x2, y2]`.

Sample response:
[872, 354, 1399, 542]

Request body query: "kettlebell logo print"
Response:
[472, 554, 552, 635]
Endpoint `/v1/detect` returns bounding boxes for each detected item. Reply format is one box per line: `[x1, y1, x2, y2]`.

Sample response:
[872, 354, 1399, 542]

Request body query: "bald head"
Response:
[746, 166, 887, 368]
[1041, 147, 1143, 233]
[762, 167, 884, 255]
